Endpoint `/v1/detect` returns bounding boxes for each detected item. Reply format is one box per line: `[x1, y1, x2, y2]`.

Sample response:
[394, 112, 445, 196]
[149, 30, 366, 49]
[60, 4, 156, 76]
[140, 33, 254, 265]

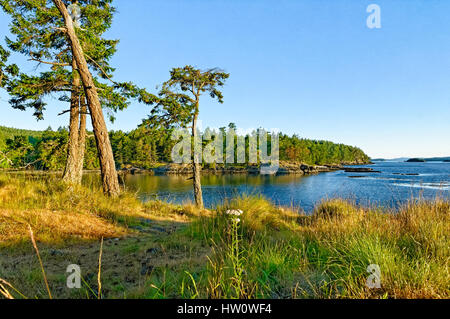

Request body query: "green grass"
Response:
[0, 174, 448, 299]
[143, 195, 449, 299]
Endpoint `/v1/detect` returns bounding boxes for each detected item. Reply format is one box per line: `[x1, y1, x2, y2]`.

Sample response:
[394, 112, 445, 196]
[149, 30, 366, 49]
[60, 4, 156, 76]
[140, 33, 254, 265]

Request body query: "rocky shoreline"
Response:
[120, 161, 373, 177]
[2, 161, 374, 177]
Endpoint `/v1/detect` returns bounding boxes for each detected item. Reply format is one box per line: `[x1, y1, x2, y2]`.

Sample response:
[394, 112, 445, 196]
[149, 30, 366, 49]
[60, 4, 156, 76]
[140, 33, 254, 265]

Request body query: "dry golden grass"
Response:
[0, 209, 127, 246]
[0, 174, 202, 248]
[143, 200, 213, 222]
[218, 194, 301, 232]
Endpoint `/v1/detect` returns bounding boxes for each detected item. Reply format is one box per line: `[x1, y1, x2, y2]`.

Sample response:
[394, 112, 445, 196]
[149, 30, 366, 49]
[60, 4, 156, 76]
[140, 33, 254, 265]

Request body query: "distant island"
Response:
[372, 157, 409, 162]
[425, 157, 450, 162]
[406, 158, 426, 163]
[405, 157, 450, 163]
[372, 157, 450, 163]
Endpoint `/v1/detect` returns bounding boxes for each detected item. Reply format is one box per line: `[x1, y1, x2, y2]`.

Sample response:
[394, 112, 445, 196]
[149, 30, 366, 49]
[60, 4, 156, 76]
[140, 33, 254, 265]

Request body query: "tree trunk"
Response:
[53, 0, 120, 196]
[192, 112, 204, 208]
[62, 58, 81, 184]
[74, 94, 87, 183]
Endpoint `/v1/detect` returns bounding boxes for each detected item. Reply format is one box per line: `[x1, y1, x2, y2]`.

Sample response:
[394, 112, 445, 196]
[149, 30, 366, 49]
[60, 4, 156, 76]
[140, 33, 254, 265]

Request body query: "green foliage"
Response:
[0, 0, 157, 120]
[109, 127, 172, 169]
[149, 66, 230, 128]
[0, 126, 41, 168]
[0, 44, 18, 88]
[33, 129, 69, 170]
[0, 126, 42, 149]
[0, 136, 33, 168]
[279, 134, 370, 165]
[0, 123, 371, 170]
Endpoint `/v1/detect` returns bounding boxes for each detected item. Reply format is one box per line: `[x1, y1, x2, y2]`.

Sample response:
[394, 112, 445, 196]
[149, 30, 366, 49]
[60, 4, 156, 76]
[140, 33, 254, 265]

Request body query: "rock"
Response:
[276, 162, 304, 175]
[154, 162, 329, 176]
[260, 164, 279, 175]
[247, 166, 260, 174]
[154, 164, 193, 175]
[324, 164, 343, 170]
[126, 161, 384, 176]
[300, 164, 318, 174]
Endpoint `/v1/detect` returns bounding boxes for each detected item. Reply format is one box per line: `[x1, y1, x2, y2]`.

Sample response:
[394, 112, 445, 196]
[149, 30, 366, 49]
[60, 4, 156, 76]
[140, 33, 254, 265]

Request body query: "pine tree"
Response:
[150, 66, 230, 208]
[0, 0, 157, 193]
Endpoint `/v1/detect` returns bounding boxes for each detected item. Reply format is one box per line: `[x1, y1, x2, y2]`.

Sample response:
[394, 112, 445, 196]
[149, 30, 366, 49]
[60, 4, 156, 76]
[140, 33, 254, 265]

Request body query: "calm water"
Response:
[98, 162, 449, 213]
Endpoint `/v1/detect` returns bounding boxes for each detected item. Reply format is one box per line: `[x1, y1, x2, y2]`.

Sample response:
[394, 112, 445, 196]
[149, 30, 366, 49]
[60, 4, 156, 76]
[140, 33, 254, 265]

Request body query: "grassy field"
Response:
[0, 174, 448, 299]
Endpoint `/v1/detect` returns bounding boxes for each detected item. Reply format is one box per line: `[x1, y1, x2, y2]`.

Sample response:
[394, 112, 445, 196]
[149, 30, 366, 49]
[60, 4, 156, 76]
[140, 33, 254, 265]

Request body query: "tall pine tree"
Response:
[0, 0, 157, 193]
[150, 66, 229, 208]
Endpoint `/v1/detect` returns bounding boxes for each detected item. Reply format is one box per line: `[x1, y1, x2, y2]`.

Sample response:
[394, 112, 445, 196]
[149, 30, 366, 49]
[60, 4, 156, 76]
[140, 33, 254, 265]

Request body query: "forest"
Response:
[0, 124, 370, 171]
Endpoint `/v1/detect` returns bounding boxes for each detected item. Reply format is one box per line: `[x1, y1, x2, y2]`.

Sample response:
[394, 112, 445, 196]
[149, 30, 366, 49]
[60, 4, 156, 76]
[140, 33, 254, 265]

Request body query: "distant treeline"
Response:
[0, 124, 370, 170]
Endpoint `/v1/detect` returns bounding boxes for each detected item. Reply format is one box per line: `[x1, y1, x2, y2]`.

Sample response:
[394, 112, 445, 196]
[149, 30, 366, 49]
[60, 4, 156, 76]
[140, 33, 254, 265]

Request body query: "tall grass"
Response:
[0, 174, 193, 247]
[176, 195, 449, 299]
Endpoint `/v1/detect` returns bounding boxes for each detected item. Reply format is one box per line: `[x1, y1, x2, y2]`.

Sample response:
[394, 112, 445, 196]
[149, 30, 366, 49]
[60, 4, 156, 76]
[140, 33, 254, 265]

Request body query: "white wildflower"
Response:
[226, 209, 244, 216]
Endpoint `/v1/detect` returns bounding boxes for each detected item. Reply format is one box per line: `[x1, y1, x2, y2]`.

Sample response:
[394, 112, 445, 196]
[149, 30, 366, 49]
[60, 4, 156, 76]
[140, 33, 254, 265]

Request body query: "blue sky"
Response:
[1, 0, 449, 158]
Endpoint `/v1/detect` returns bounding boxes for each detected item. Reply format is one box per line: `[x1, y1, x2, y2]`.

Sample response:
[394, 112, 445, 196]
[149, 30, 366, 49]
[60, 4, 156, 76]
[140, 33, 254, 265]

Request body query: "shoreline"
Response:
[0, 161, 373, 177]
[124, 161, 373, 176]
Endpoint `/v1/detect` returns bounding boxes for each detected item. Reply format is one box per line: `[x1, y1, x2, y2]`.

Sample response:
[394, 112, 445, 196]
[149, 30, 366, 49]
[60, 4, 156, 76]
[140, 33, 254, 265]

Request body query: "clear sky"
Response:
[1, 0, 449, 159]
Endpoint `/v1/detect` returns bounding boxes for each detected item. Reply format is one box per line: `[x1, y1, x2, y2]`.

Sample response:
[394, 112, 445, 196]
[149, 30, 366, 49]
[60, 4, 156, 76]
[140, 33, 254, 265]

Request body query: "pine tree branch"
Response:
[19, 159, 42, 170]
[58, 109, 90, 116]
[28, 58, 70, 67]
[52, 27, 67, 33]
[84, 54, 117, 85]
